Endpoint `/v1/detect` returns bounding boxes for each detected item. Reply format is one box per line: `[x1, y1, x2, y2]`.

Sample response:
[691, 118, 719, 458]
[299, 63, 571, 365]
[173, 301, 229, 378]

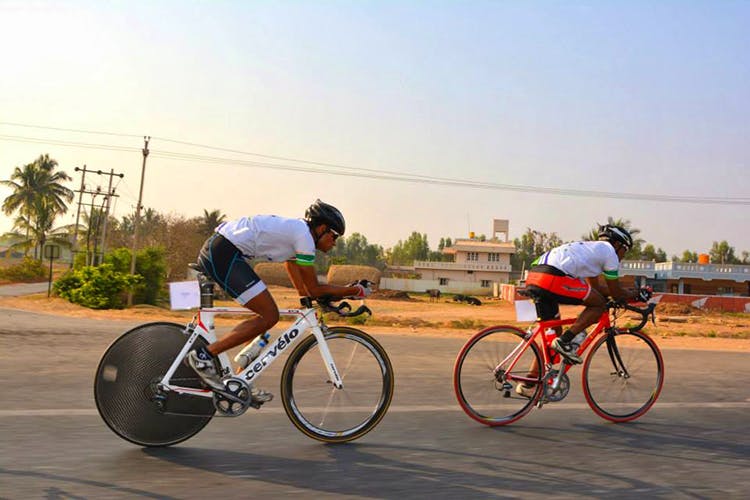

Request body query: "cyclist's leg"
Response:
[527, 267, 592, 364]
[564, 287, 605, 341]
[197, 233, 281, 356]
[521, 289, 560, 387]
[208, 290, 279, 354]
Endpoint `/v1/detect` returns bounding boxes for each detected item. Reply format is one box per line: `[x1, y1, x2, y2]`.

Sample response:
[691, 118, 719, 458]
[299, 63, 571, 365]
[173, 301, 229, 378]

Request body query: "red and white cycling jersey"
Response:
[535, 241, 620, 280]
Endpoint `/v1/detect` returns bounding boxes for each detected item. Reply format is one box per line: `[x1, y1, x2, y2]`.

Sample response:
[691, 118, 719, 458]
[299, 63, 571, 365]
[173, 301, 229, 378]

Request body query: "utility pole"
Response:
[72, 167, 124, 266]
[128, 136, 150, 306]
[71, 166, 87, 268]
[98, 168, 119, 261]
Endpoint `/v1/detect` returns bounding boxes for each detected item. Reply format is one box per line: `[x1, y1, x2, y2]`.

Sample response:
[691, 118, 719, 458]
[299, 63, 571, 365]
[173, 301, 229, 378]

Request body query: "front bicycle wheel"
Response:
[454, 326, 543, 426]
[280, 326, 394, 443]
[582, 330, 664, 422]
[94, 322, 216, 447]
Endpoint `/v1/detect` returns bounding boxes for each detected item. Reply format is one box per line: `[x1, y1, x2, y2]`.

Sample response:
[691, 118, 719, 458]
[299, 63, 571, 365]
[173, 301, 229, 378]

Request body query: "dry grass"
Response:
[1, 285, 749, 350]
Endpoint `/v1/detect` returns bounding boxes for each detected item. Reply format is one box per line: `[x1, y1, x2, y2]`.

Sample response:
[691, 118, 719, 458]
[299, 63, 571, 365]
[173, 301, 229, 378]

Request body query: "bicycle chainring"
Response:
[543, 370, 570, 403]
[213, 377, 252, 416]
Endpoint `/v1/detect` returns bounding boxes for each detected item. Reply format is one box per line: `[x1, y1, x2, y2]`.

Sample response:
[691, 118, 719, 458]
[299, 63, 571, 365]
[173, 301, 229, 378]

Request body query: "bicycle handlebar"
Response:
[301, 296, 373, 318]
[608, 300, 657, 333]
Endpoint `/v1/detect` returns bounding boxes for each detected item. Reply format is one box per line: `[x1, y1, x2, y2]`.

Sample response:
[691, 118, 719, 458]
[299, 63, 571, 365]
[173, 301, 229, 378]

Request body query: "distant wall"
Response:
[380, 278, 491, 296]
[499, 283, 750, 313]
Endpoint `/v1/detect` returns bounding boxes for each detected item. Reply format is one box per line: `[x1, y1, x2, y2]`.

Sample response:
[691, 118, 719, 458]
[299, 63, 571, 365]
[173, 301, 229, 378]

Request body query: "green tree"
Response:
[583, 217, 643, 260]
[316, 232, 386, 273]
[438, 237, 453, 251]
[641, 244, 667, 263]
[387, 232, 430, 265]
[1, 154, 73, 258]
[709, 241, 738, 264]
[198, 209, 226, 237]
[511, 228, 563, 271]
[672, 250, 698, 263]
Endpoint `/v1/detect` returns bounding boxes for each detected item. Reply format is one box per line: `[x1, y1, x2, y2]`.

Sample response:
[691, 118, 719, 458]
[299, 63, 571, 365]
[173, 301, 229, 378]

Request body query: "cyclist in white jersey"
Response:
[187, 200, 372, 394]
[515, 225, 650, 397]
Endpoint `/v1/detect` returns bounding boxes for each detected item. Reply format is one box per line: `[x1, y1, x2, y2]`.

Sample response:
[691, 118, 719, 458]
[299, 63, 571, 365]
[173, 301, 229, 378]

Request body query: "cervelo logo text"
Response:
[244, 329, 300, 381]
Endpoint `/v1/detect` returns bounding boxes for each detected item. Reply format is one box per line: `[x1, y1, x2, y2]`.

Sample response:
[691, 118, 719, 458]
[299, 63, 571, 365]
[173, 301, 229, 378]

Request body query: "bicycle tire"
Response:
[280, 326, 394, 443]
[582, 330, 664, 423]
[94, 322, 216, 447]
[454, 325, 543, 426]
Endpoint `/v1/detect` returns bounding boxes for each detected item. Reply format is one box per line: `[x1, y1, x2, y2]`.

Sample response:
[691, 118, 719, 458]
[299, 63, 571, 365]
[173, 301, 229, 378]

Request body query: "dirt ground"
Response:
[1, 286, 748, 352]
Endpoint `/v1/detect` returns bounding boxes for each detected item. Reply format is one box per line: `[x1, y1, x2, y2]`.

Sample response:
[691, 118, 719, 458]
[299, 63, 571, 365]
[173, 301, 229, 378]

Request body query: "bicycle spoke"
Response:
[583, 331, 664, 422]
[281, 327, 393, 443]
[454, 326, 541, 426]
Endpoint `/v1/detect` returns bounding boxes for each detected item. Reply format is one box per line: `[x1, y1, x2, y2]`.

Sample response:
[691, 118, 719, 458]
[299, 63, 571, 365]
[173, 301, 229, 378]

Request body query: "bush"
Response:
[103, 246, 168, 305]
[54, 264, 142, 309]
[0, 257, 47, 282]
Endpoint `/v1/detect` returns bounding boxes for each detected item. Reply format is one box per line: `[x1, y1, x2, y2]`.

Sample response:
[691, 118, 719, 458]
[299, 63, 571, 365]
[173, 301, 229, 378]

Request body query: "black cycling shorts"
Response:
[197, 233, 267, 305]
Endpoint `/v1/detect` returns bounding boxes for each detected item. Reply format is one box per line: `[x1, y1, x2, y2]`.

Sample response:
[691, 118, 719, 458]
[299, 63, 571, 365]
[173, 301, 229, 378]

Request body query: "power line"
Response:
[151, 149, 750, 206]
[0, 121, 142, 139]
[1, 125, 749, 206]
[0, 134, 140, 153]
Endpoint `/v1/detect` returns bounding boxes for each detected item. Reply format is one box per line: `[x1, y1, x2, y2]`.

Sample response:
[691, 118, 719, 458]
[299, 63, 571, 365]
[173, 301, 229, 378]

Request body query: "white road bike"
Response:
[94, 274, 393, 446]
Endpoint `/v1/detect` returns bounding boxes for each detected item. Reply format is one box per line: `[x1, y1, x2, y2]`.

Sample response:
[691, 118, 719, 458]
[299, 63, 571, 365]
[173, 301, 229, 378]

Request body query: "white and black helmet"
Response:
[598, 224, 633, 250]
[305, 199, 346, 235]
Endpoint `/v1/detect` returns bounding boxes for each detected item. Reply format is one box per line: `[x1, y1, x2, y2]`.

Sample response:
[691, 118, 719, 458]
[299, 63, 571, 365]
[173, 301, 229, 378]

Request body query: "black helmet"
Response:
[598, 224, 633, 250]
[305, 199, 346, 235]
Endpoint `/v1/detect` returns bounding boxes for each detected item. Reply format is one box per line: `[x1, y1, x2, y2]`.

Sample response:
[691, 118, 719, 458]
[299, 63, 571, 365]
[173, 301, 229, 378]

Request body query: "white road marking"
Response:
[1, 401, 749, 417]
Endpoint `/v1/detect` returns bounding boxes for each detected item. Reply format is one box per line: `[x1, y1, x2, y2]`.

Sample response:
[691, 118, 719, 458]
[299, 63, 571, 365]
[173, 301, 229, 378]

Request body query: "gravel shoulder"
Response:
[1, 286, 748, 352]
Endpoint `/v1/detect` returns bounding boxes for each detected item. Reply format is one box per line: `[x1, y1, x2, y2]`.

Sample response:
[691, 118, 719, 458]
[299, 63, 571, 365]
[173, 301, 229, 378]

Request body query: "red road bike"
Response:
[454, 297, 663, 426]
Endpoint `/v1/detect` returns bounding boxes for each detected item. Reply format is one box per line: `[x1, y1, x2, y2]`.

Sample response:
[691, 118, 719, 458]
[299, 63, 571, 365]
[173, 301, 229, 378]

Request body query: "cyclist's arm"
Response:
[284, 261, 359, 298]
[602, 277, 636, 302]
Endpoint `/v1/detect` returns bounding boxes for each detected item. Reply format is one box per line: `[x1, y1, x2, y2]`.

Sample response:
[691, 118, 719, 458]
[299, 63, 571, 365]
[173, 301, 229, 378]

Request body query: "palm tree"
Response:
[2, 155, 74, 258]
[582, 217, 643, 260]
[198, 209, 226, 237]
[4, 202, 72, 259]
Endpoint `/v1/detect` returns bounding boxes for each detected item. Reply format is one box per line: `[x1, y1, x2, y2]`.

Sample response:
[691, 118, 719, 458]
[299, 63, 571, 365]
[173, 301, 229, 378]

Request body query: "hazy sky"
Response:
[1, 1, 748, 258]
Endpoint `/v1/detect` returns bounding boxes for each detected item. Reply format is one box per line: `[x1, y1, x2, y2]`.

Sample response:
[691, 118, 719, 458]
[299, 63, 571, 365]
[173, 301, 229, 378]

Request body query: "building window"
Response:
[670, 284, 679, 293]
[467, 252, 479, 261]
[717, 286, 734, 295]
[481, 280, 492, 288]
[439, 278, 449, 286]
[488, 253, 501, 262]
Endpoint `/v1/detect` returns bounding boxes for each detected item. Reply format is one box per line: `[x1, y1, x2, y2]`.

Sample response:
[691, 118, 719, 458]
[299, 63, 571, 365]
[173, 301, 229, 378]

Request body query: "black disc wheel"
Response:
[280, 327, 394, 443]
[94, 322, 216, 447]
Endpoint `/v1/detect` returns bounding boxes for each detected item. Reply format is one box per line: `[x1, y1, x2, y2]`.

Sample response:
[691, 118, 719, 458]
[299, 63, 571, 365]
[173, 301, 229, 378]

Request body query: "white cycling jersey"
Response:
[216, 215, 316, 266]
[537, 241, 620, 280]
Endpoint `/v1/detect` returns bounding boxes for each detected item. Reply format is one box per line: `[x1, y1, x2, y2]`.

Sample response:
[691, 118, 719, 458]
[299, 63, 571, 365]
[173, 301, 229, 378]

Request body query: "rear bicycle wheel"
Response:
[582, 330, 664, 422]
[94, 322, 216, 447]
[280, 327, 394, 443]
[454, 326, 543, 426]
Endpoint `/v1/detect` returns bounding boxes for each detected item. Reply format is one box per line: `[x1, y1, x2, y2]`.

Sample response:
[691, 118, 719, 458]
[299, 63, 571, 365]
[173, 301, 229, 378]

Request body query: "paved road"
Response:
[0, 282, 48, 296]
[1, 308, 749, 498]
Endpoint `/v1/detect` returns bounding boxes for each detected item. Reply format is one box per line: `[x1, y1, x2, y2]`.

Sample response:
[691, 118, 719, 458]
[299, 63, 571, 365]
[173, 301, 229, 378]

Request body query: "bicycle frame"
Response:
[498, 310, 614, 391]
[158, 306, 343, 399]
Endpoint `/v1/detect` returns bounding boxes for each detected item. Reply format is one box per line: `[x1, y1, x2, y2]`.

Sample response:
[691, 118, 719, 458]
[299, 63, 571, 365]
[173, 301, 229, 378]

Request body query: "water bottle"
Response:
[544, 328, 561, 363]
[234, 332, 271, 369]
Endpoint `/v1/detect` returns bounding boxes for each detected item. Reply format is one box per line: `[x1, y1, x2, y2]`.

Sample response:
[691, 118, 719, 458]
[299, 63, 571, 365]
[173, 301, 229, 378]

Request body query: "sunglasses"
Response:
[327, 228, 341, 241]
